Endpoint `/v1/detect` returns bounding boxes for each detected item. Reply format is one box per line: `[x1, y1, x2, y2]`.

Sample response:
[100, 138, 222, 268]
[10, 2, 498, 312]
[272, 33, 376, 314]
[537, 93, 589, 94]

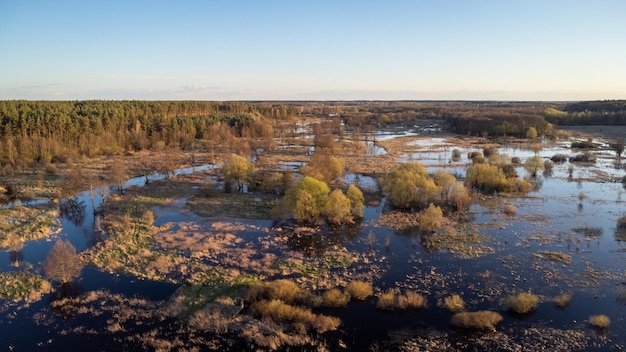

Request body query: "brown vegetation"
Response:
[345, 281, 373, 300]
[450, 311, 503, 331]
[588, 314, 610, 329]
[506, 292, 539, 314]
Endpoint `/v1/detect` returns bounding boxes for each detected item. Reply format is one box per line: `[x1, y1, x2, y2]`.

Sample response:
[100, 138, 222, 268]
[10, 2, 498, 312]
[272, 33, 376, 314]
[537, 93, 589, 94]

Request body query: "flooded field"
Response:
[1, 122, 625, 351]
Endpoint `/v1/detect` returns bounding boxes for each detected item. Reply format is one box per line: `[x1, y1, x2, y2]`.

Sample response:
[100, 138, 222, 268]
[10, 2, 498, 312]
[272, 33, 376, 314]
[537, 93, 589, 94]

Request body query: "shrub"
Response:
[250, 299, 340, 333]
[383, 162, 440, 209]
[323, 189, 353, 224]
[503, 204, 517, 216]
[321, 288, 351, 307]
[543, 160, 554, 172]
[589, 314, 610, 329]
[376, 289, 426, 310]
[442, 294, 465, 313]
[345, 281, 373, 300]
[396, 291, 427, 310]
[569, 152, 596, 163]
[511, 156, 522, 164]
[506, 292, 539, 314]
[246, 279, 312, 305]
[451, 149, 462, 160]
[553, 293, 572, 308]
[571, 140, 595, 149]
[451, 311, 503, 331]
[551, 154, 569, 163]
[345, 184, 365, 218]
[419, 204, 444, 232]
[466, 163, 507, 193]
[377, 289, 396, 310]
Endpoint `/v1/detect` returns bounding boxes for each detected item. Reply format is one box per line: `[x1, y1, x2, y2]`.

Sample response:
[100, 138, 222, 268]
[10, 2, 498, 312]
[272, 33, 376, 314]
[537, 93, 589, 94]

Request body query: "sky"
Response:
[1, 0, 625, 101]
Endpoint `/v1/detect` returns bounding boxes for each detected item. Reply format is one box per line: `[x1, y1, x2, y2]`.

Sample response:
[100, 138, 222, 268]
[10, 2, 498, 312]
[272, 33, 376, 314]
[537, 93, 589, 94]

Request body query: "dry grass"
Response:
[345, 281, 373, 300]
[506, 292, 539, 314]
[377, 289, 397, 310]
[533, 251, 572, 265]
[503, 204, 517, 216]
[442, 294, 465, 313]
[321, 288, 350, 307]
[588, 314, 610, 329]
[553, 293, 572, 308]
[377, 289, 427, 310]
[250, 299, 340, 333]
[246, 279, 313, 305]
[450, 311, 503, 331]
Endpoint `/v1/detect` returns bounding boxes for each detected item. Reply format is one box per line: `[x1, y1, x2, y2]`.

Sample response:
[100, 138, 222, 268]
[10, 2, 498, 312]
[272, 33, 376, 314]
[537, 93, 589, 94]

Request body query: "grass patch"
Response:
[188, 191, 279, 219]
[377, 289, 427, 310]
[345, 281, 373, 300]
[441, 294, 465, 313]
[273, 252, 356, 280]
[503, 204, 517, 216]
[246, 279, 314, 305]
[533, 251, 572, 265]
[250, 299, 340, 333]
[450, 311, 503, 331]
[0, 205, 58, 249]
[553, 293, 572, 308]
[0, 271, 52, 303]
[321, 288, 351, 307]
[572, 226, 603, 237]
[506, 292, 539, 314]
[588, 314, 610, 329]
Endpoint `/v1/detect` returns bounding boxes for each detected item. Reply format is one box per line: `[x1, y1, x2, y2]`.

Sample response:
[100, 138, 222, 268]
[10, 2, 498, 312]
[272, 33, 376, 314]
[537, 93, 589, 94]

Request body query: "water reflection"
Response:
[9, 246, 24, 267]
[283, 221, 362, 255]
[59, 198, 86, 227]
[49, 282, 85, 319]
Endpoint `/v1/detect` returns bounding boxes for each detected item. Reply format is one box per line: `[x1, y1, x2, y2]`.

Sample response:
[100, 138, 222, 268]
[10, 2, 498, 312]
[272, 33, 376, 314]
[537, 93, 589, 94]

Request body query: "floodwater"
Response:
[1, 128, 625, 350]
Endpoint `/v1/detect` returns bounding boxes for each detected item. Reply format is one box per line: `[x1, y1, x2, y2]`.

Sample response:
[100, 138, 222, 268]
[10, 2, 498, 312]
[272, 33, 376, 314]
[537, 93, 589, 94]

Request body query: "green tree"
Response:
[384, 163, 440, 209]
[324, 189, 353, 224]
[284, 176, 330, 222]
[43, 240, 83, 284]
[345, 184, 365, 218]
[223, 154, 254, 192]
[301, 152, 345, 183]
[524, 155, 544, 178]
[526, 127, 538, 139]
[294, 190, 319, 223]
[419, 204, 443, 232]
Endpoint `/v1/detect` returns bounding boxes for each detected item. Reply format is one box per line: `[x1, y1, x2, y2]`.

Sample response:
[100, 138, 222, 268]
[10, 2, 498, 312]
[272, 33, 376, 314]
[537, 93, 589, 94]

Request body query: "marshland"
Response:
[1, 100, 625, 351]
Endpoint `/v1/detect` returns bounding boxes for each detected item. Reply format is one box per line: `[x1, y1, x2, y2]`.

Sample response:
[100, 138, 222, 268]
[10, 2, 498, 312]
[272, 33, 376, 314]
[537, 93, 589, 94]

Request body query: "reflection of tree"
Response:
[59, 198, 86, 226]
[48, 281, 85, 319]
[616, 215, 626, 241]
[9, 245, 24, 267]
[282, 221, 361, 255]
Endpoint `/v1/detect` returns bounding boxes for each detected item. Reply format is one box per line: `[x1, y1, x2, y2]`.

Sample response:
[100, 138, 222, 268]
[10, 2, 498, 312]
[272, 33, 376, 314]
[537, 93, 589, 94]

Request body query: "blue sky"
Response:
[1, 0, 625, 100]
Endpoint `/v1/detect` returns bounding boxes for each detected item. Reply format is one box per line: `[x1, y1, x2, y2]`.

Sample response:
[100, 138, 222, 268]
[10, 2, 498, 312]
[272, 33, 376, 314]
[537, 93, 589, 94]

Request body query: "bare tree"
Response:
[44, 240, 83, 284]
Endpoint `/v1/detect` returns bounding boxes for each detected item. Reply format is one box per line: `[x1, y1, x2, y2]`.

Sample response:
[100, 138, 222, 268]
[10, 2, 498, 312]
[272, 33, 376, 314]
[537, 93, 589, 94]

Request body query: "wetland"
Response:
[1, 101, 625, 351]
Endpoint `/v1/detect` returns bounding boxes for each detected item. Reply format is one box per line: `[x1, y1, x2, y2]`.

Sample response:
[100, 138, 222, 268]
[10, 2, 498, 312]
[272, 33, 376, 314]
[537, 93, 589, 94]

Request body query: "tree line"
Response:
[0, 100, 297, 173]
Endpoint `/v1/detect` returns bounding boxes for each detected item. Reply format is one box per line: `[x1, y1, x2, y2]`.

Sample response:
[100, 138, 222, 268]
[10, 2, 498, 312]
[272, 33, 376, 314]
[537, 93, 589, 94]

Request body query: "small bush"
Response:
[551, 154, 569, 163]
[377, 289, 396, 310]
[442, 294, 465, 313]
[397, 291, 427, 310]
[250, 299, 340, 333]
[589, 314, 610, 329]
[553, 293, 572, 308]
[451, 149, 462, 160]
[377, 289, 426, 310]
[511, 156, 522, 164]
[451, 311, 503, 331]
[503, 204, 517, 216]
[321, 288, 351, 307]
[419, 204, 443, 232]
[246, 279, 312, 305]
[506, 292, 539, 314]
[543, 160, 554, 171]
[569, 152, 596, 163]
[345, 281, 373, 300]
[571, 140, 595, 149]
